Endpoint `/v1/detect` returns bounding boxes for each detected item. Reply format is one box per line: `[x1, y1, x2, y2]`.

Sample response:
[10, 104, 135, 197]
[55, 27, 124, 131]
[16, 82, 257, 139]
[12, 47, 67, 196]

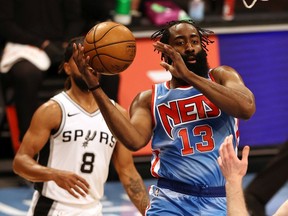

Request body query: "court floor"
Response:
[0, 174, 287, 216]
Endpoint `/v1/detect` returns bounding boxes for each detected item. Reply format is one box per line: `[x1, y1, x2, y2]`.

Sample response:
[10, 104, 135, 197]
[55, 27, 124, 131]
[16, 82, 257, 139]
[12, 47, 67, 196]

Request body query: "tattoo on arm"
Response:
[124, 177, 149, 215]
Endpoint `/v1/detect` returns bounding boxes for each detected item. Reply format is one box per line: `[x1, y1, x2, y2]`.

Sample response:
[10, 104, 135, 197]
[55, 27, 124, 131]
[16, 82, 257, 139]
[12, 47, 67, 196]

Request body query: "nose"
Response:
[185, 42, 195, 52]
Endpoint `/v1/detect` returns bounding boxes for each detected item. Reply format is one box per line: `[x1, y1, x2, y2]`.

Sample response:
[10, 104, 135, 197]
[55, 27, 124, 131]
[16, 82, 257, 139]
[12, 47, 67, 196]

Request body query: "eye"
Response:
[175, 40, 185, 46]
[192, 39, 199, 45]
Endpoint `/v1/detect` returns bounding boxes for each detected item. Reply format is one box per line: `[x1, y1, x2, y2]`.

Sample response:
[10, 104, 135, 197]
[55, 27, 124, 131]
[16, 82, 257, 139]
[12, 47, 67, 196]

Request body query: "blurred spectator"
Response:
[222, 0, 235, 21]
[81, 0, 114, 33]
[131, 0, 143, 17]
[0, 0, 84, 142]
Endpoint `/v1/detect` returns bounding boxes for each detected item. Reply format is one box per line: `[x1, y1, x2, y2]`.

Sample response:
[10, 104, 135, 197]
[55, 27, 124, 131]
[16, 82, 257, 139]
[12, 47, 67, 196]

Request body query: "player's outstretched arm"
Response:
[72, 43, 152, 151]
[218, 135, 250, 216]
[13, 101, 89, 198]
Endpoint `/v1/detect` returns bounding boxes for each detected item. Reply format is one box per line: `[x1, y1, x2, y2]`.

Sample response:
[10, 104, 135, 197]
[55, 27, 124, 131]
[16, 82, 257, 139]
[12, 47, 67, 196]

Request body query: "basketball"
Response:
[83, 21, 136, 75]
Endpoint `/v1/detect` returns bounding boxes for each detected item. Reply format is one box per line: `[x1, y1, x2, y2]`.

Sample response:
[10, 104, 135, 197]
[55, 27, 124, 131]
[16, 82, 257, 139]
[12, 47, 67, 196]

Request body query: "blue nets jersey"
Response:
[150, 73, 239, 187]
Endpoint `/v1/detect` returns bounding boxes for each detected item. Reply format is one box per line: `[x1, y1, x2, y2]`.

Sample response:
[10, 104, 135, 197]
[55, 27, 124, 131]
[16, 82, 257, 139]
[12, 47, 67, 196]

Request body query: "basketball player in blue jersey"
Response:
[13, 36, 149, 216]
[73, 20, 256, 215]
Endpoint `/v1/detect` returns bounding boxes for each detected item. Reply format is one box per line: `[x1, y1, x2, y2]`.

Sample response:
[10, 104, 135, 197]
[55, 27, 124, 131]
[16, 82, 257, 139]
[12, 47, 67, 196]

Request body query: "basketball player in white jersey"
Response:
[13, 36, 149, 216]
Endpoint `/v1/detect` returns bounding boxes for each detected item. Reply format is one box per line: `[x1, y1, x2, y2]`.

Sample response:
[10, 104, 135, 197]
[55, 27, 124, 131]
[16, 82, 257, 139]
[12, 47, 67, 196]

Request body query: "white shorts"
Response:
[27, 190, 102, 216]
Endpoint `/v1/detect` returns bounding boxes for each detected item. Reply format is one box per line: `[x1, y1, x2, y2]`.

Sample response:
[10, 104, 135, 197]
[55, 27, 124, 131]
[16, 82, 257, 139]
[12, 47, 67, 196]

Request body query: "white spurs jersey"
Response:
[35, 91, 116, 205]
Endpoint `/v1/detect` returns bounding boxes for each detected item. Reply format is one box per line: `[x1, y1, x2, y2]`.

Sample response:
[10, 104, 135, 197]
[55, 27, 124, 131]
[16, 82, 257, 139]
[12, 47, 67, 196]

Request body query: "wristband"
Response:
[88, 84, 101, 91]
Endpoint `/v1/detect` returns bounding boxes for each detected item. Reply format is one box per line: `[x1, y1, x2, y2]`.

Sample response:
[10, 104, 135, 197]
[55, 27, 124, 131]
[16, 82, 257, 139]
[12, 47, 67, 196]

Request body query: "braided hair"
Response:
[151, 20, 214, 54]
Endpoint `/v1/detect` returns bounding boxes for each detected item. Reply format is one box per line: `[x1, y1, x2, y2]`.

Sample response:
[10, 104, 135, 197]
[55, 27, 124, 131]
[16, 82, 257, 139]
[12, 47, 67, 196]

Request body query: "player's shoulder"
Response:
[42, 99, 61, 109]
[30, 99, 62, 129]
[133, 89, 152, 104]
[35, 99, 61, 117]
[211, 65, 237, 74]
[210, 65, 240, 82]
[137, 89, 152, 100]
[129, 89, 152, 112]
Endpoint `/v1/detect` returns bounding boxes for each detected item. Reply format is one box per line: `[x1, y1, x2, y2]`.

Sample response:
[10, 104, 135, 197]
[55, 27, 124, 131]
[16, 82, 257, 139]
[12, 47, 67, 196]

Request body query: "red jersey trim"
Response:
[151, 84, 156, 128]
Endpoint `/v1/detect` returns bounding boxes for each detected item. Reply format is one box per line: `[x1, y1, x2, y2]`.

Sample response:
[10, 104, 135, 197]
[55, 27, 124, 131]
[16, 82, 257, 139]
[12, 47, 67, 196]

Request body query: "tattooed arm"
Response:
[112, 140, 149, 215]
[111, 103, 149, 215]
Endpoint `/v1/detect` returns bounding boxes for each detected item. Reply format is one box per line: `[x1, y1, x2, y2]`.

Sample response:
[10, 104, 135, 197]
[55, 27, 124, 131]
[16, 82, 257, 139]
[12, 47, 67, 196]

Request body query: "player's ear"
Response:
[63, 62, 71, 75]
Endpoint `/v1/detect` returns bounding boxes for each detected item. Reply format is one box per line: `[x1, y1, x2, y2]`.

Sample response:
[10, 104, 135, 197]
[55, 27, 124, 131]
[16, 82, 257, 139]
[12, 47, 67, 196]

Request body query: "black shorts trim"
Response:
[33, 195, 54, 216]
[157, 178, 226, 197]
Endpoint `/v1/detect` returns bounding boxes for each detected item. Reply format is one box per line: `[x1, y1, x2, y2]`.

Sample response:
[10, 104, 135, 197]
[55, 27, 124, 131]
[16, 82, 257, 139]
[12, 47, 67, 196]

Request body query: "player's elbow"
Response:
[126, 143, 144, 152]
[240, 102, 256, 120]
[121, 137, 148, 152]
[12, 155, 22, 176]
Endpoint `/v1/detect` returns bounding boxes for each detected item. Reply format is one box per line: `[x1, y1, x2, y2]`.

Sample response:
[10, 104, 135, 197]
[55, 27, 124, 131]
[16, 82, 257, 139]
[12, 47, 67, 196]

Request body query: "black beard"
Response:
[182, 49, 210, 78]
[71, 74, 89, 92]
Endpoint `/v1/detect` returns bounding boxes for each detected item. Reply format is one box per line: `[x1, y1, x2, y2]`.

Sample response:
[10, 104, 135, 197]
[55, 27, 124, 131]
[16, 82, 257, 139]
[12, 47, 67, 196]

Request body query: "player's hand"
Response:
[53, 170, 90, 198]
[153, 41, 189, 79]
[72, 43, 100, 89]
[217, 135, 250, 182]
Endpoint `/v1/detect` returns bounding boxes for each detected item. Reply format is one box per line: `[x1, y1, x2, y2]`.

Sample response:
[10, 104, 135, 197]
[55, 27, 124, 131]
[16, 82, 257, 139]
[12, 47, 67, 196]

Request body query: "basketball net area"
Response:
[242, 0, 269, 9]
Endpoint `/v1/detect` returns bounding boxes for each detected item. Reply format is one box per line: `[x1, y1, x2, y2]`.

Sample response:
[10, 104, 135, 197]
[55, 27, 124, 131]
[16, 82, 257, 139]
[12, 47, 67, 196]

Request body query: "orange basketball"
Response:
[83, 21, 136, 75]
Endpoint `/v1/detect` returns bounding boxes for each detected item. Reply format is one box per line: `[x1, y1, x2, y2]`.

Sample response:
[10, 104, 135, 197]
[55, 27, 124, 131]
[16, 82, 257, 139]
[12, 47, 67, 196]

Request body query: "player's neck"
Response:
[66, 88, 98, 113]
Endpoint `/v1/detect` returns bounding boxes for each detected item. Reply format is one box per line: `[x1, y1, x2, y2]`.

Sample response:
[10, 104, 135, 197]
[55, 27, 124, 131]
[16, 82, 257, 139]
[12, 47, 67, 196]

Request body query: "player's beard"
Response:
[71, 74, 89, 92]
[182, 49, 210, 78]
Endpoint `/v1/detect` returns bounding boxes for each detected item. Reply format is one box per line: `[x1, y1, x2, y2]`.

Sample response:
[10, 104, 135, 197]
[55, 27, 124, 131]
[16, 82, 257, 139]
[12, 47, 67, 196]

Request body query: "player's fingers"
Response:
[85, 56, 90, 65]
[226, 135, 235, 155]
[154, 42, 174, 57]
[221, 136, 229, 160]
[66, 178, 88, 198]
[218, 140, 224, 157]
[161, 46, 178, 61]
[163, 54, 169, 64]
[67, 187, 80, 199]
[219, 136, 229, 157]
[77, 43, 83, 51]
[73, 43, 83, 63]
[217, 156, 223, 167]
[152, 42, 164, 53]
[72, 43, 79, 56]
[241, 145, 250, 163]
[87, 66, 95, 75]
[160, 62, 171, 71]
[73, 184, 87, 197]
[77, 176, 90, 189]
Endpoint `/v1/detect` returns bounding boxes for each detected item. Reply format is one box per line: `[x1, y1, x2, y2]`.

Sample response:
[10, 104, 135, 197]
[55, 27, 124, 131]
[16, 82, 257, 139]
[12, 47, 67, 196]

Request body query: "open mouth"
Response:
[187, 56, 196, 64]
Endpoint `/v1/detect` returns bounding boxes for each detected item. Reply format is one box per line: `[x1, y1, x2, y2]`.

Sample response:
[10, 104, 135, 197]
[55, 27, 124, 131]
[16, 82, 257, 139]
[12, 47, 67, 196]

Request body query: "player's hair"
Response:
[58, 36, 84, 90]
[151, 19, 214, 53]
